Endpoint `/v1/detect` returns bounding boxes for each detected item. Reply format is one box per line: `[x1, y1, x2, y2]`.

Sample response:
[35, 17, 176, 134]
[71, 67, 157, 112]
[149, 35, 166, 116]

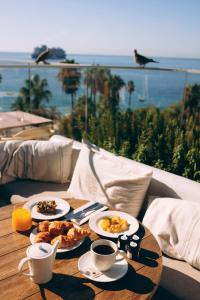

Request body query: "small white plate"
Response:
[78, 251, 128, 282]
[24, 196, 70, 220]
[89, 211, 139, 238]
[30, 226, 85, 253]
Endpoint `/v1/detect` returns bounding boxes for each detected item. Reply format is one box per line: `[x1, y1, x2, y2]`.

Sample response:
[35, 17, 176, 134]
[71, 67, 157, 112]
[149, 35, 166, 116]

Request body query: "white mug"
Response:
[90, 239, 119, 271]
[18, 241, 59, 284]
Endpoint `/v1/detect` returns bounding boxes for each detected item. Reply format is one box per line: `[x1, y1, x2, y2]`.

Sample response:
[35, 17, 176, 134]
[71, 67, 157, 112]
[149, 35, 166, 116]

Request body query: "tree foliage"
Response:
[57, 65, 81, 110]
[59, 67, 199, 182]
[127, 80, 135, 109]
[10, 74, 62, 119]
[12, 74, 51, 112]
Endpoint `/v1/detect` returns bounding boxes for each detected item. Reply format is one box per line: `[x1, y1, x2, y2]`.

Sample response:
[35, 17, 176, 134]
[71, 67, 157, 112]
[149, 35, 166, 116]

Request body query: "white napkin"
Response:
[66, 202, 108, 225]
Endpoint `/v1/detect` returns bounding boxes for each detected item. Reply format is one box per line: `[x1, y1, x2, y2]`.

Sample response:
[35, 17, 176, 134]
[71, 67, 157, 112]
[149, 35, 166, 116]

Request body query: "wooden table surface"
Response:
[0, 199, 162, 300]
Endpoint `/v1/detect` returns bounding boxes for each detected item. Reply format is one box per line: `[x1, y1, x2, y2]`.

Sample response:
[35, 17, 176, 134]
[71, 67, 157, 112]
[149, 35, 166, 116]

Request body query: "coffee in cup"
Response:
[90, 239, 118, 271]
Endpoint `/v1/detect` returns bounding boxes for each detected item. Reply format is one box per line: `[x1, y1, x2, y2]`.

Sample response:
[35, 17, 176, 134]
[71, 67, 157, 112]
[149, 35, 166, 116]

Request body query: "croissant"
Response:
[67, 228, 91, 241]
[37, 221, 50, 232]
[34, 232, 52, 243]
[48, 221, 73, 236]
[35, 221, 90, 249]
[51, 235, 76, 248]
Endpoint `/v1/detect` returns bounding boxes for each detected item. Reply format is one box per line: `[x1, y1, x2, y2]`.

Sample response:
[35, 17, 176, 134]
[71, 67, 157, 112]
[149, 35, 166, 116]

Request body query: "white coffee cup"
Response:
[18, 241, 59, 284]
[90, 239, 118, 271]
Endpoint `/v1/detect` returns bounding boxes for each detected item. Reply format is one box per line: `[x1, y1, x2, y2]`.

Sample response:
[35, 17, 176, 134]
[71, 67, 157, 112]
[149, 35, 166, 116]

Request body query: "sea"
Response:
[0, 51, 200, 114]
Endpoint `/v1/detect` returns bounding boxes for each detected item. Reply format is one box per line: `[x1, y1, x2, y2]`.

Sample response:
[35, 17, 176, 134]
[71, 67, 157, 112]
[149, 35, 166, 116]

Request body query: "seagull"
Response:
[35, 47, 50, 64]
[134, 49, 159, 67]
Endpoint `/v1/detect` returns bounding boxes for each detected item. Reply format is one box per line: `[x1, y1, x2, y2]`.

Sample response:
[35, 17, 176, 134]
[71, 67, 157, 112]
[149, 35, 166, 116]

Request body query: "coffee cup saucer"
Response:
[78, 251, 128, 282]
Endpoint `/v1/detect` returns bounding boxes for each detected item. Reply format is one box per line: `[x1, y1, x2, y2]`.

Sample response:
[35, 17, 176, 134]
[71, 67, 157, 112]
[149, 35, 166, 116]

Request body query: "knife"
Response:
[75, 203, 104, 221]
[66, 202, 104, 220]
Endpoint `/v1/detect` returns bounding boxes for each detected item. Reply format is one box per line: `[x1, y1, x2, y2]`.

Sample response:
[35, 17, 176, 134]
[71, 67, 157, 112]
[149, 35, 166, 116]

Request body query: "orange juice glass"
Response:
[12, 207, 32, 231]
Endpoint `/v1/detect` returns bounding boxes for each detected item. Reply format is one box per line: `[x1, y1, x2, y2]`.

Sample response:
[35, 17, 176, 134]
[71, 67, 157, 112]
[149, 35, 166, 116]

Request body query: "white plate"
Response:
[24, 196, 70, 220]
[89, 211, 139, 238]
[78, 251, 128, 282]
[30, 225, 85, 253]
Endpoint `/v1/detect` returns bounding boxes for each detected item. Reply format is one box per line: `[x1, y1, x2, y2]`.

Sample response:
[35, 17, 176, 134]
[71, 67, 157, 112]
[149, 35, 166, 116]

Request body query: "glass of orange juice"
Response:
[12, 207, 32, 231]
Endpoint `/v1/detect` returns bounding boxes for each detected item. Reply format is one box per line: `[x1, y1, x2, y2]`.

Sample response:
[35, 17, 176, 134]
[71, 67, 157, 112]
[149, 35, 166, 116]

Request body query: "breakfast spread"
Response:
[98, 216, 129, 233]
[36, 200, 57, 214]
[34, 220, 90, 248]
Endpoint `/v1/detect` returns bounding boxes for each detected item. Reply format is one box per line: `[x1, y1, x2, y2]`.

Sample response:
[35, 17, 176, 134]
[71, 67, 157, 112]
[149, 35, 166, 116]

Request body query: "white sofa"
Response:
[0, 139, 200, 299]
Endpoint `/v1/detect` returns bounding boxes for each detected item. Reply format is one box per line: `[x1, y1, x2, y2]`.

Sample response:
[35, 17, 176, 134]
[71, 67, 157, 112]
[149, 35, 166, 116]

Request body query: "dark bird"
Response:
[134, 49, 159, 67]
[35, 47, 50, 64]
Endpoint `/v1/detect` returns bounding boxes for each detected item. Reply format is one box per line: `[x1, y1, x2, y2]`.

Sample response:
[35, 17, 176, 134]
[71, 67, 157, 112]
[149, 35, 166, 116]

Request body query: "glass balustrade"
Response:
[0, 64, 199, 181]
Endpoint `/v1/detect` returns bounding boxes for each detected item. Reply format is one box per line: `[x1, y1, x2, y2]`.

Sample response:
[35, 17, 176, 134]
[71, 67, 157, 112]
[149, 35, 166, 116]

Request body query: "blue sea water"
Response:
[0, 51, 200, 114]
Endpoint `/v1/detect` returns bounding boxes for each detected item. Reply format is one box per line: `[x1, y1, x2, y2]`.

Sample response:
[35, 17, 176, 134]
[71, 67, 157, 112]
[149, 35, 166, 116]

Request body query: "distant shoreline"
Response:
[0, 50, 200, 61]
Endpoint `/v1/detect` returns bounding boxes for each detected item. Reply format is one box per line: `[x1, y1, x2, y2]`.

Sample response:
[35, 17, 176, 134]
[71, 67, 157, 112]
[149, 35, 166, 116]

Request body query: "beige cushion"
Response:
[6, 138, 73, 183]
[161, 255, 200, 300]
[143, 197, 200, 270]
[67, 141, 153, 216]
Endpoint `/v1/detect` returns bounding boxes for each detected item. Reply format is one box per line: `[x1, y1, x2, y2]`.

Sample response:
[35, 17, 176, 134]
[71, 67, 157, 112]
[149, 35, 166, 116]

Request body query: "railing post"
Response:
[85, 68, 88, 135]
[28, 63, 31, 111]
[180, 71, 189, 126]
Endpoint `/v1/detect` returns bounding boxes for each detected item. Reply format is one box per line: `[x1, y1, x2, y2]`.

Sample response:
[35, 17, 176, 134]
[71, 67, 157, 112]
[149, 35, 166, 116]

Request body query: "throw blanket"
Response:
[0, 140, 22, 183]
[143, 197, 200, 270]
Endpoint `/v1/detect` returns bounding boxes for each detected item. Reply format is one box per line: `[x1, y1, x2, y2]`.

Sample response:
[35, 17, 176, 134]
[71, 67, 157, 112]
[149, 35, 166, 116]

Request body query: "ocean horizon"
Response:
[0, 51, 200, 114]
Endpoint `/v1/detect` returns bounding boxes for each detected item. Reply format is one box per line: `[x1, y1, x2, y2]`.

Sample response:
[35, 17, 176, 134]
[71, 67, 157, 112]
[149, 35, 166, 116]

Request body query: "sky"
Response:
[1, 0, 200, 58]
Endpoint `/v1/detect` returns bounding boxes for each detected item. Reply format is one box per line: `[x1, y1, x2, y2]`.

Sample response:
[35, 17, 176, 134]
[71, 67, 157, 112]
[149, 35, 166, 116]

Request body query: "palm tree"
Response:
[58, 66, 81, 111]
[101, 74, 125, 140]
[31, 74, 51, 109]
[106, 74, 125, 115]
[84, 67, 96, 102]
[127, 80, 135, 109]
[12, 74, 51, 112]
[84, 67, 110, 116]
[12, 79, 32, 111]
[181, 84, 200, 122]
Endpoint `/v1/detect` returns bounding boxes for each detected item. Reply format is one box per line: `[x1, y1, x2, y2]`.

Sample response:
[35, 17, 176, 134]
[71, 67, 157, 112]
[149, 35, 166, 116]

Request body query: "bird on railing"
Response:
[134, 49, 159, 67]
[35, 47, 50, 64]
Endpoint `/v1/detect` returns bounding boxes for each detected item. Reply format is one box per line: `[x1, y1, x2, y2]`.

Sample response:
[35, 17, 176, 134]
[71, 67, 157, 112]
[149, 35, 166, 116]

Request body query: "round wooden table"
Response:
[0, 198, 162, 300]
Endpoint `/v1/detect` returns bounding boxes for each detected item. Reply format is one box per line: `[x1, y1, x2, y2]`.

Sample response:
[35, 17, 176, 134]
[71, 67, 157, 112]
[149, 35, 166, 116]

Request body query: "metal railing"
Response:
[0, 62, 200, 74]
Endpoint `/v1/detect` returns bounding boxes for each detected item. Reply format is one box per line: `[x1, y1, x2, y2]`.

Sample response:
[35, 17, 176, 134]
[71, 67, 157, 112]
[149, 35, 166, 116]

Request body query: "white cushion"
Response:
[143, 197, 200, 270]
[49, 135, 82, 179]
[67, 141, 153, 216]
[5, 138, 73, 183]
